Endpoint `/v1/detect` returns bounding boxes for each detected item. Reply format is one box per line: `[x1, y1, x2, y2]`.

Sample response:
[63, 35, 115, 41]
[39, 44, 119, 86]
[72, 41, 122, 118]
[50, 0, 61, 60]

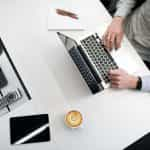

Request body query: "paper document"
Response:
[48, 0, 84, 30]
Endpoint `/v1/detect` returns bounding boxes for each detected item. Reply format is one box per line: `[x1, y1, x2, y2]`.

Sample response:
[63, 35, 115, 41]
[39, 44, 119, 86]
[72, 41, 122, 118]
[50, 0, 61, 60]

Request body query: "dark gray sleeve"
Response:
[114, 0, 135, 18]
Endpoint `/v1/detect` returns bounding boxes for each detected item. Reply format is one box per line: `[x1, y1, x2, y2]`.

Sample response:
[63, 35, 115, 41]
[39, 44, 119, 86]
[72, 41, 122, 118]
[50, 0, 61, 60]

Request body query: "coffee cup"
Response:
[65, 110, 83, 128]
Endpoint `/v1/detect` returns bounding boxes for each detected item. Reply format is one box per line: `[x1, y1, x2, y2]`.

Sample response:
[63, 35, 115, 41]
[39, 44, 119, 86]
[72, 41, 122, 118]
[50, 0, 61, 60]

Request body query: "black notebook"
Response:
[10, 114, 50, 145]
[124, 133, 150, 150]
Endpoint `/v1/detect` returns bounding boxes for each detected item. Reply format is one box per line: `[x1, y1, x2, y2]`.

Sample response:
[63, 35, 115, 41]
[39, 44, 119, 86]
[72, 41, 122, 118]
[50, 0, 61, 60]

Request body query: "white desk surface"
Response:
[0, 0, 150, 150]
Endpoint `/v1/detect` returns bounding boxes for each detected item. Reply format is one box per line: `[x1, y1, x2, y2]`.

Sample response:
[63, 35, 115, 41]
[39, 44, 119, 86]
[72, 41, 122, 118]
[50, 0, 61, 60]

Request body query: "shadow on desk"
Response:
[49, 53, 92, 101]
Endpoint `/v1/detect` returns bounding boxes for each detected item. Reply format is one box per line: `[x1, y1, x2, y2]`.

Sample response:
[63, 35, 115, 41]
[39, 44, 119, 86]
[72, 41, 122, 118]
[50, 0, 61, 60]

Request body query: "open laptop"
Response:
[57, 32, 118, 94]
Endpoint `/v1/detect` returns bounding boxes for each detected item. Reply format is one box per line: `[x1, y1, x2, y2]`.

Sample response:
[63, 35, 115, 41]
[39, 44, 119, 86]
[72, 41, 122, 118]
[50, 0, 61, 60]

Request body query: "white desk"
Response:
[0, 0, 150, 150]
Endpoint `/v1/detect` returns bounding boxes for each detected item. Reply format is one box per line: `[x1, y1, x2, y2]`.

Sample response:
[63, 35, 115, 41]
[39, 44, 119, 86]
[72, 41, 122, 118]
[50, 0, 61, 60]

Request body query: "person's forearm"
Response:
[141, 76, 150, 92]
[128, 75, 138, 89]
[114, 0, 135, 18]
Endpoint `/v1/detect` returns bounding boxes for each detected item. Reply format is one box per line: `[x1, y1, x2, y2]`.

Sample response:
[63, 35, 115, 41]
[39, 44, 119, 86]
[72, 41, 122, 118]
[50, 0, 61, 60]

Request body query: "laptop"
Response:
[57, 32, 118, 94]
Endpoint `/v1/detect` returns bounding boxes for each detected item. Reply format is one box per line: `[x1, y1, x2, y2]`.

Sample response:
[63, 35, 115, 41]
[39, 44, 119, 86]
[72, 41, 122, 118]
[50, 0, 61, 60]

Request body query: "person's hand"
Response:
[109, 69, 138, 89]
[103, 16, 124, 51]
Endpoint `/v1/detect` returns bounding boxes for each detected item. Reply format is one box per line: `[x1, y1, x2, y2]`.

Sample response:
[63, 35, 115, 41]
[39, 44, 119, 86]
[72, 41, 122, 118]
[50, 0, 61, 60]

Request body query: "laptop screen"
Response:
[57, 32, 78, 51]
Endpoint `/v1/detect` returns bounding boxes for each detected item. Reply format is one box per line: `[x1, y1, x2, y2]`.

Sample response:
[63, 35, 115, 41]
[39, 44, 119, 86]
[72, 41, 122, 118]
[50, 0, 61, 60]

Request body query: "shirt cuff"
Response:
[141, 76, 150, 92]
[114, 9, 129, 18]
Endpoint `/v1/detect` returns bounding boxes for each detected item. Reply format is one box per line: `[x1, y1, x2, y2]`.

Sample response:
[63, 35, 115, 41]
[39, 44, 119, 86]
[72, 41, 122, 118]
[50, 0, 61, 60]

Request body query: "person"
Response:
[103, 0, 150, 92]
[100, 0, 119, 15]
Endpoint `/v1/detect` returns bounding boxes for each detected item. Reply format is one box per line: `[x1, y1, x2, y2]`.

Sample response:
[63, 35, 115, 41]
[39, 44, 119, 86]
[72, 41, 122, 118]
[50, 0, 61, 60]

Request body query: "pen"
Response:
[56, 8, 79, 20]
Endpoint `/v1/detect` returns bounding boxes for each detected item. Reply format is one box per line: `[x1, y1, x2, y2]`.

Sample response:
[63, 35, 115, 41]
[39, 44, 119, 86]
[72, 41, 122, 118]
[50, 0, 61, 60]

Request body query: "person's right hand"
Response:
[103, 16, 124, 51]
[109, 69, 138, 89]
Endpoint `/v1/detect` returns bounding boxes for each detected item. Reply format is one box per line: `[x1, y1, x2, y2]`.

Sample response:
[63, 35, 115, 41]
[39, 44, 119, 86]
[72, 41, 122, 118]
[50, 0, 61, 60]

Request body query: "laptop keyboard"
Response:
[80, 33, 118, 83]
[69, 47, 104, 93]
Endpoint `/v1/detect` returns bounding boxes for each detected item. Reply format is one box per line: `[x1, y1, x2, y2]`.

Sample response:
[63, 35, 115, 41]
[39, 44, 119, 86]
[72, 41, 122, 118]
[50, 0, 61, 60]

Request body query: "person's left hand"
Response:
[109, 69, 138, 89]
[102, 17, 124, 51]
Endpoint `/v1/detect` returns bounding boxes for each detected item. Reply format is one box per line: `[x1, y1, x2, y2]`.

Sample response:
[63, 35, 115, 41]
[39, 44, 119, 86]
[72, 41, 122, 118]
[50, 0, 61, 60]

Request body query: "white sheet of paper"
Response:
[48, 0, 84, 30]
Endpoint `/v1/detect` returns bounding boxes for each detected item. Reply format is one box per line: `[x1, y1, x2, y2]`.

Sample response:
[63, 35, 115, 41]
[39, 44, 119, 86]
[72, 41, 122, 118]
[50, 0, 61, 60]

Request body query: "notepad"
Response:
[124, 133, 150, 150]
[48, 0, 84, 30]
[10, 114, 50, 145]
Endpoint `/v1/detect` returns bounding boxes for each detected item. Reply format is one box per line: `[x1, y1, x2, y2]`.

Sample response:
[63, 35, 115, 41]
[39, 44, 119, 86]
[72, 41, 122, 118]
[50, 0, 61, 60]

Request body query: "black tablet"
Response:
[124, 133, 150, 150]
[10, 114, 50, 145]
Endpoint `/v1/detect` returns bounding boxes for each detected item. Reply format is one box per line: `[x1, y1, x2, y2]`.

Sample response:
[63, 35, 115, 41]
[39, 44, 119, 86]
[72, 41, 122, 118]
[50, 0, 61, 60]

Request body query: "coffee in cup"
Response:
[65, 110, 83, 128]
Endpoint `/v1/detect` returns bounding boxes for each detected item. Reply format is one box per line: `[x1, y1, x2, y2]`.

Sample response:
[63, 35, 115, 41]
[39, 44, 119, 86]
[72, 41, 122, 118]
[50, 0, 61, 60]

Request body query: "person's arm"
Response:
[114, 0, 135, 18]
[109, 69, 150, 92]
[141, 76, 150, 92]
[103, 0, 135, 50]
[109, 69, 138, 89]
